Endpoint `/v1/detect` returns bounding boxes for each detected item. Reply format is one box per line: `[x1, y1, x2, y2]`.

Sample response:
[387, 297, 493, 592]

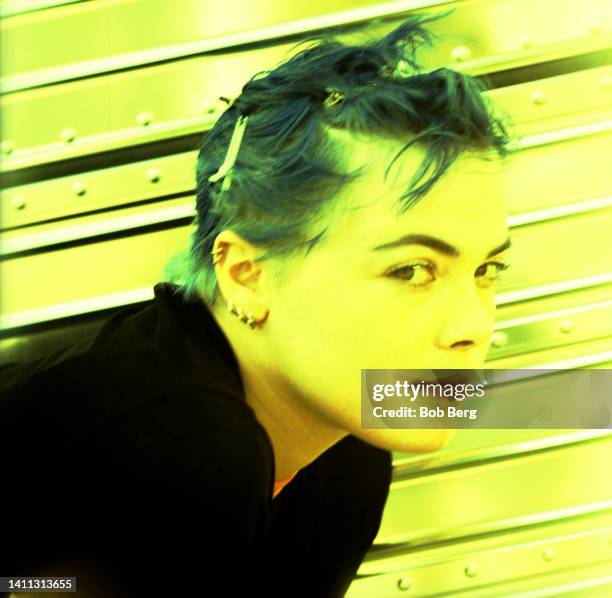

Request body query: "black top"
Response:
[0, 282, 392, 598]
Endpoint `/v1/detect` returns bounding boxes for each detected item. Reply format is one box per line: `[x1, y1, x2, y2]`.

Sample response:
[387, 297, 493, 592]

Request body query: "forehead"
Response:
[327, 134, 510, 252]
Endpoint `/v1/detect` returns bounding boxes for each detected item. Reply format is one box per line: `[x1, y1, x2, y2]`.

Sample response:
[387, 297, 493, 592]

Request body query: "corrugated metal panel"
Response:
[1, 1, 610, 168]
[1, 1, 611, 595]
[2, 0, 608, 86]
[2, 66, 611, 226]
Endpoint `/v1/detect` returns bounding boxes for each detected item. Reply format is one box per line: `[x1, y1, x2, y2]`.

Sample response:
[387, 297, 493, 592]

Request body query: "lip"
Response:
[420, 373, 474, 400]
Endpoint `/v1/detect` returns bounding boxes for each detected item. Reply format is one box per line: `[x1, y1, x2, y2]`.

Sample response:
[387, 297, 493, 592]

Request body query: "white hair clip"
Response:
[208, 114, 250, 192]
[323, 87, 345, 108]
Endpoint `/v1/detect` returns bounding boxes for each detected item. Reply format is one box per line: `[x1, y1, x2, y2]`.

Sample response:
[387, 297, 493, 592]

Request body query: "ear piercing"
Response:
[227, 300, 257, 329]
[211, 247, 224, 265]
[211, 247, 259, 329]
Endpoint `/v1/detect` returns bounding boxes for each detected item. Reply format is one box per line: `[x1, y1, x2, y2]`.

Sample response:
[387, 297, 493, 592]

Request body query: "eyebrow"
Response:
[371, 234, 512, 259]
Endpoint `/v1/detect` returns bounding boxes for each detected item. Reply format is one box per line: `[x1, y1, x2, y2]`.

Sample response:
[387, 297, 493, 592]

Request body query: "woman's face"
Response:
[264, 137, 512, 452]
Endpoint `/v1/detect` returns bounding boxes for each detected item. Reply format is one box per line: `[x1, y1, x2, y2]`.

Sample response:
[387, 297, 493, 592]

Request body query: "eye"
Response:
[475, 261, 511, 284]
[387, 261, 436, 287]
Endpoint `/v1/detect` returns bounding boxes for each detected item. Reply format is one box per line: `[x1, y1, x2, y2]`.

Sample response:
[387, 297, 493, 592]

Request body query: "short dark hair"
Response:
[164, 11, 511, 306]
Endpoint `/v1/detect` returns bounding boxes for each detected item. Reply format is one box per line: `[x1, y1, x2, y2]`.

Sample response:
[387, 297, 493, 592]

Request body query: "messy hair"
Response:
[163, 11, 510, 306]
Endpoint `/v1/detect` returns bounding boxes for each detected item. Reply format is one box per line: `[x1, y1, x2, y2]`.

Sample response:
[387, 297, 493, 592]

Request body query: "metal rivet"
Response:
[491, 331, 508, 348]
[136, 112, 152, 127]
[60, 128, 76, 143]
[451, 45, 471, 62]
[559, 319, 573, 334]
[521, 36, 536, 49]
[600, 76, 612, 91]
[11, 195, 26, 210]
[542, 548, 555, 561]
[146, 168, 161, 183]
[397, 576, 412, 591]
[72, 182, 87, 196]
[531, 91, 546, 105]
[1, 140, 14, 155]
[465, 564, 479, 578]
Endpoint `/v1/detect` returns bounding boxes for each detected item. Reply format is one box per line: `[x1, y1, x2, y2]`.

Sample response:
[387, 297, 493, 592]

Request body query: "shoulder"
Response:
[137, 386, 273, 472]
[2, 387, 274, 593]
[88, 385, 273, 494]
[89, 388, 274, 568]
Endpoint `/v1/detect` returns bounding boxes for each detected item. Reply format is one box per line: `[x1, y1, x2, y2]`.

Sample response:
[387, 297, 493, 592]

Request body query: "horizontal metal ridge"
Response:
[0, 286, 155, 331]
[376, 498, 612, 548]
[0, 0, 82, 18]
[507, 195, 612, 227]
[0, 202, 196, 256]
[495, 273, 612, 306]
[392, 430, 612, 474]
[2, 1, 609, 93]
[0, 0, 453, 93]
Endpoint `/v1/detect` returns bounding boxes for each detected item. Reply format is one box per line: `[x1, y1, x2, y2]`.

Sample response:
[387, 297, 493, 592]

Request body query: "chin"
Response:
[356, 428, 456, 454]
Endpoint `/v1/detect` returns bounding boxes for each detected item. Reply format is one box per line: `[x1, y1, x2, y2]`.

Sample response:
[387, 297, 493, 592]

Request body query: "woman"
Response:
[1, 13, 511, 598]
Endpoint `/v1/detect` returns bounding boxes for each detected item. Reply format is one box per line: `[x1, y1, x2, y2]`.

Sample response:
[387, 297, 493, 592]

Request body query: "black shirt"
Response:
[0, 282, 392, 597]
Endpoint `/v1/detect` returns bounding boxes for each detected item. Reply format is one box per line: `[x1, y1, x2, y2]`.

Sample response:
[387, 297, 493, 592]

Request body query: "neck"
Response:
[212, 308, 347, 480]
[241, 361, 348, 480]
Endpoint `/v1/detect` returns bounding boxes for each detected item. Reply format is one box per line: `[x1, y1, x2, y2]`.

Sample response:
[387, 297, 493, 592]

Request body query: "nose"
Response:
[436, 280, 495, 351]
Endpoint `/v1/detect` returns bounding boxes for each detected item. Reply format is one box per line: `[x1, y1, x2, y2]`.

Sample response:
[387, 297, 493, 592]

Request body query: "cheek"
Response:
[272, 265, 449, 368]
[268, 271, 344, 353]
[274, 261, 359, 321]
[270, 279, 373, 373]
[367, 283, 444, 332]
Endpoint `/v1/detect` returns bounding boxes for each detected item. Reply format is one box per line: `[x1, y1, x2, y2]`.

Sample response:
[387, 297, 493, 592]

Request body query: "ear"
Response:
[211, 229, 270, 320]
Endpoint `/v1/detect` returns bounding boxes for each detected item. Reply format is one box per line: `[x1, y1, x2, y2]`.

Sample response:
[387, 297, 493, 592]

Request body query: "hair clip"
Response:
[208, 114, 250, 192]
[381, 60, 415, 79]
[218, 95, 234, 108]
[323, 87, 345, 108]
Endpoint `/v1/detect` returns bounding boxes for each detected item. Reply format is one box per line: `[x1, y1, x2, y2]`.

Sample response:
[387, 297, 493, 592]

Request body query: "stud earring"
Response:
[227, 300, 259, 329]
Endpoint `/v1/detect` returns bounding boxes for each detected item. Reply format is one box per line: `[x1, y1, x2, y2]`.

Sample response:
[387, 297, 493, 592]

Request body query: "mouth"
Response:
[420, 372, 475, 400]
